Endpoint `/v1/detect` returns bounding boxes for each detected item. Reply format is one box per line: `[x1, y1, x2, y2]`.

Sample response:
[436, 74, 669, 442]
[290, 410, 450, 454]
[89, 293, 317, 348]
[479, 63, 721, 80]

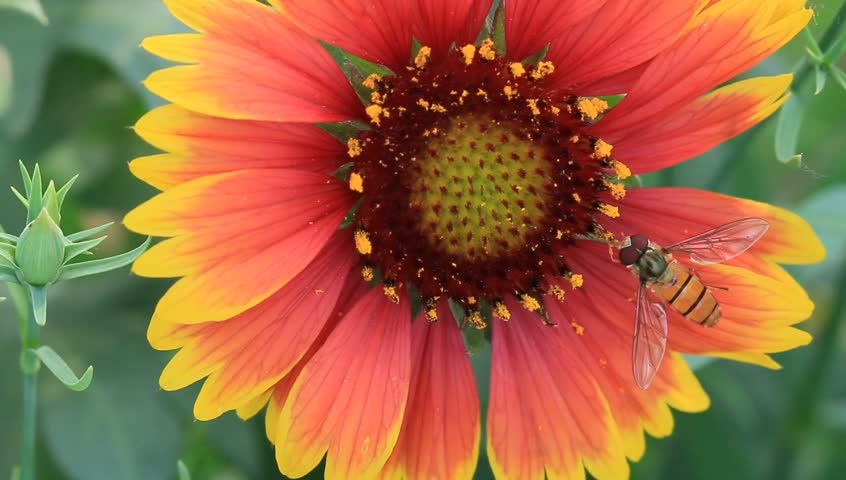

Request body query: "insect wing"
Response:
[632, 283, 668, 389]
[665, 217, 769, 265]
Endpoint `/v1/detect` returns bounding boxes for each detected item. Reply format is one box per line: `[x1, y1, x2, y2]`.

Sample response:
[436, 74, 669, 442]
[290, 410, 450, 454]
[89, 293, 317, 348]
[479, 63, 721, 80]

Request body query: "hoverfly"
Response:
[618, 218, 770, 389]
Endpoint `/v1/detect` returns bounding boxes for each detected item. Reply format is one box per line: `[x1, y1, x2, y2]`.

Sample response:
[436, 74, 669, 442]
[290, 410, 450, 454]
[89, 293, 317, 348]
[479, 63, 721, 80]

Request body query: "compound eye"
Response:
[630, 234, 649, 251]
[619, 244, 641, 266]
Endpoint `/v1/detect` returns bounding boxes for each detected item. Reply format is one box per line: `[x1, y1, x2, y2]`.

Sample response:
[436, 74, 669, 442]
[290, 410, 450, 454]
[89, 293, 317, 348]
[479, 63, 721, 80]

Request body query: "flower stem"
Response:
[706, 2, 846, 192]
[19, 305, 40, 480]
[769, 249, 846, 479]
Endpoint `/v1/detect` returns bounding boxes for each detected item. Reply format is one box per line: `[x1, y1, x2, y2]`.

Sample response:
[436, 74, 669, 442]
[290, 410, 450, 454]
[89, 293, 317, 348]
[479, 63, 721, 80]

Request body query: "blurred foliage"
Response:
[0, 1, 845, 479]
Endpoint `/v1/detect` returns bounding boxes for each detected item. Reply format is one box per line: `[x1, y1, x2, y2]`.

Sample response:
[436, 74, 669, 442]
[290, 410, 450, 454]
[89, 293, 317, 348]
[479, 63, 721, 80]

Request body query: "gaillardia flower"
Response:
[126, 0, 824, 478]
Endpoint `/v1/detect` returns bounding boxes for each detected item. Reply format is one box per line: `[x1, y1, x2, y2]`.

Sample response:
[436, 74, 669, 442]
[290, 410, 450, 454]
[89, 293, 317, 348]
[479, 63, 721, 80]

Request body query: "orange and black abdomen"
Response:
[653, 264, 721, 327]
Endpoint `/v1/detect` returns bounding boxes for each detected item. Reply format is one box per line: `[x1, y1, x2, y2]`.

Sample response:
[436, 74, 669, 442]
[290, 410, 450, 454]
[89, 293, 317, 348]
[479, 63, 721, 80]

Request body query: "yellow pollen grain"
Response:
[417, 98, 431, 110]
[365, 104, 384, 125]
[568, 273, 584, 289]
[519, 294, 542, 312]
[570, 321, 585, 336]
[527, 99, 541, 116]
[493, 301, 511, 321]
[361, 266, 374, 282]
[349, 172, 364, 193]
[503, 85, 517, 99]
[467, 296, 477, 305]
[577, 97, 608, 120]
[572, 193, 582, 203]
[467, 310, 486, 329]
[430, 103, 447, 113]
[569, 135, 579, 143]
[530, 61, 555, 80]
[476, 88, 488, 100]
[555, 229, 564, 239]
[354, 230, 372, 255]
[605, 180, 626, 200]
[383, 285, 400, 303]
[425, 306, 438, 322]
[414, 46, 432, 69]
[597, 202, 620, 218]
[362, 73, 382, 89]
[370, 91, 385, 105]
[610, 159, 631, 179]
[461, 44, 476, 65]
[593, 139, 613, 158]
[550, 105, 561, 115]
[346, 138, 362, 157]
[509, 62, 526, 78]
[548, 285, 566, 301]
[478, 38, 496, 60]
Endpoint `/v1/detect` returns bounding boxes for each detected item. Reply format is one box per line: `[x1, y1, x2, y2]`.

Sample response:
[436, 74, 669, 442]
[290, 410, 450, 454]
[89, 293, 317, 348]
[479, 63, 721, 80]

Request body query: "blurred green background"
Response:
[0, 1, 844, 479]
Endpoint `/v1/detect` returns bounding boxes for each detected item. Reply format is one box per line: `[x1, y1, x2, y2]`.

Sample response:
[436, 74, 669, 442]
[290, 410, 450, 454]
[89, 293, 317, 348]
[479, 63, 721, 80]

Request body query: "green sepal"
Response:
[65, 222, 113, 242]
[177, 460, 191, 480]
[477, 0, 506, 54]
[831, 65, 846, 91]
[804, 27, 824, 60]
[317, 120, 370, 143]
[55, 174, 78, 210]
[0, 232, 17, 243]
[0, 0, 48, 25]
[10, 186, 28, 209]
[26, 164, 43, 224]
[41, 181, 61, 222]
[27, 284, 47, 326]
[814, 64, 828, 95]
[322, 42, 392, 105]
[29, 345, 93, 391]
[18, 160, 31, 197]
[56, 236, 151, 282]
[64, 236, 106, 263]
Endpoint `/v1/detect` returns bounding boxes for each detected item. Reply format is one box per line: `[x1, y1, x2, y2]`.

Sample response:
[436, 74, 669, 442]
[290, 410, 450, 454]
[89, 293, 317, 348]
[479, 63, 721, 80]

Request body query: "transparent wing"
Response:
[664, 218, 769, 265]
[632, 283, 668, 390]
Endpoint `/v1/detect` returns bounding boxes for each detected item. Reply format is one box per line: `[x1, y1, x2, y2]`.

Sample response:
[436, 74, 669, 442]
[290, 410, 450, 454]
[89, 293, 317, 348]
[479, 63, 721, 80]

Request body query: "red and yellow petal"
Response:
[273, 0, 416, 70]
[488, 297, 630, 480]
[605, 187, 825, 266]
[152, 233, 356, 420]
[597, 75, 792, 173]
[544, 283, 709, 461]
[132, 105, 345, 190]
[546, 0, 702, 91]
[504, 0, 607, 63]
[378, 302, 481, 480]
[145, 0, 360, 123]
[598, 0, 811, 133]
[275, 288, 413, 480]
[125, 169, 354, 325]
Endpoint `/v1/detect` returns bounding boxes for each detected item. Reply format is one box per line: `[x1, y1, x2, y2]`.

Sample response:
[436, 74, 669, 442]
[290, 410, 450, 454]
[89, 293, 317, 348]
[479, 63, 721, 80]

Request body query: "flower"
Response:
[125, 1, 824, 479]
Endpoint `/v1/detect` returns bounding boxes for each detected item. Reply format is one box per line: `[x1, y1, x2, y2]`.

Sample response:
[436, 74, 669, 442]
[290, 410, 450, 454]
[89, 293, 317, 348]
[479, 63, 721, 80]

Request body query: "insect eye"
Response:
[619, 245, 641, 266]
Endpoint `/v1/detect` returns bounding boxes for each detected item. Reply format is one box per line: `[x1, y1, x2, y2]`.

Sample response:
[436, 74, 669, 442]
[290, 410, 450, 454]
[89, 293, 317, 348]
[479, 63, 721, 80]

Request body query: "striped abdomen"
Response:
[652, 263, 721, 327]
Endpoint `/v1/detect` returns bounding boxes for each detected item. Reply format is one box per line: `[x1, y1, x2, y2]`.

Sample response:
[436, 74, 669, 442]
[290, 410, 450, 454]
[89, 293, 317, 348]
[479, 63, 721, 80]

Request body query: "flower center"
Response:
[345, 41, 628, 320]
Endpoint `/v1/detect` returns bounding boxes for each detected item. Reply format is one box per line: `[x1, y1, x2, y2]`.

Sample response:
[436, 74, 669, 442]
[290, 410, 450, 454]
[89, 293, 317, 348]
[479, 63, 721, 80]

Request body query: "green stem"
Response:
[706, 2, 846, 191]
[769, 249, 846, 479]
[20, 305, 40, 480]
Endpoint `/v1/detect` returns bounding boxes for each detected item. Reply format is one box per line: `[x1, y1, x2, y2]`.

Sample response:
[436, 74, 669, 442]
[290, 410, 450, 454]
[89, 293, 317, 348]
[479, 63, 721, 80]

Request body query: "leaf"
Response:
[30, 345, 93, 391]
[65, 222, 113, 242]
[63, 236, 106, 263]
[27, 283, 46, 326]
[0, 46, 10, 117]
[815, 64, 828, 95]
[0, 0, 47, 24]
[56, 236, 150, 282]
[177, 461, 191, 480]
[774, 93, 805, 163]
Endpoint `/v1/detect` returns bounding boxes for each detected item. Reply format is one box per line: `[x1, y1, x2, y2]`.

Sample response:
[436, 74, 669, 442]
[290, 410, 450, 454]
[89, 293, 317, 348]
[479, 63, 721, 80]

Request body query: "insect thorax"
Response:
[636, 249, 669, 282]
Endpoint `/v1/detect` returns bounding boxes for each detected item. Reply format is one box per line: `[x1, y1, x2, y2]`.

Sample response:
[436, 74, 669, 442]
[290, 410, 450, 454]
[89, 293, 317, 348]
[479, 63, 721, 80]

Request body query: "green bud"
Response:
[15, 208, 66, 286]
[42, 181, 61, 223]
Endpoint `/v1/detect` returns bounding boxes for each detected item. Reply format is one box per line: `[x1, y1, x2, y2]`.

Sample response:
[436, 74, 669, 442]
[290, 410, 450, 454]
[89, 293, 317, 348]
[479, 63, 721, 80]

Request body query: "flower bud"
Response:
[15, 208, 66, 286]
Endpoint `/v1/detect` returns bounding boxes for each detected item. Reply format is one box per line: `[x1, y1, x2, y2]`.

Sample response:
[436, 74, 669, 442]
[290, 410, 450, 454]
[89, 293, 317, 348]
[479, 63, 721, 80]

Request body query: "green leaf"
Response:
[30, 345, 93, 391]
[56, 236, 150, 282]
[63, 236, 106, 263]
[774, 93, 804, 163]
[0, 46, 10, 117]
[831, 65, 846, 91]
[815, 64, 828, 95]
[803, 26, 824, 59]
[65, 222, 113, 242]
[0, 232, 18, 243]
[56, 237, 152, 282]
[177, 460, 191, 480]
[0, 265, 16, 282]
[822, 23, 846, 65]
[0, 0, 47, 24]
[27, 283, 46, 326]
